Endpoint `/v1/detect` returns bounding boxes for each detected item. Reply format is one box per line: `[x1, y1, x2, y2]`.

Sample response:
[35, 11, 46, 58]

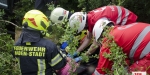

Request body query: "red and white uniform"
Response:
[87, 5, 137, 32]
[93, 22, 150, 75]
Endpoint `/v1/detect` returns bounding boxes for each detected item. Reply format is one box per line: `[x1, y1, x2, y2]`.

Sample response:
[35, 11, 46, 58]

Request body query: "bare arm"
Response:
[85, 39, 100, 55]
[77, 31, 92, 52]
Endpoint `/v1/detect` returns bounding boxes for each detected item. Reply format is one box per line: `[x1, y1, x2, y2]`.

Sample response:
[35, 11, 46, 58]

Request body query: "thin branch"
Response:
[0, 20, 22, 29]
[0, 33, 7, 35]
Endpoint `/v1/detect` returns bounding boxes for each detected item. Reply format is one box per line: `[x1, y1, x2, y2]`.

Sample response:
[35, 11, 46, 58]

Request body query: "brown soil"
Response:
[15, 29, 22, 42]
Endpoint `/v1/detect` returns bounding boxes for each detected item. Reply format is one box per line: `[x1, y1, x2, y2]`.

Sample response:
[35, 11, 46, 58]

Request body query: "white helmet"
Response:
[50, 7, 69, 23]
[93, 18, 112, 42]
[69, 12, 87, 33]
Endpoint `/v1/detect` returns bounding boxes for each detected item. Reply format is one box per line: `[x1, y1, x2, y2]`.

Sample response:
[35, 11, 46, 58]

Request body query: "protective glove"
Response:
[74, 56, 82, 63]
[67, 51, 79, 58]
[67, 53, 73, 58]
[60, 42, 68, 50]
[73, 51, 78, 57]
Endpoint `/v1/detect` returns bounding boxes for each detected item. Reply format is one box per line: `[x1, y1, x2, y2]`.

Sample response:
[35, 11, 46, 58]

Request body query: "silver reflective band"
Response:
[50, 54, 62, 66]
[129, 26, 150, 59]
[116, 6, 122, 24]
[94, 70, 107, 75]
[140, 42, 150, 59]
[121, 8, 129, 25]
[117, 23, 137, 30]
[37, 59, 46, 75]
[59, 50, 66, 57]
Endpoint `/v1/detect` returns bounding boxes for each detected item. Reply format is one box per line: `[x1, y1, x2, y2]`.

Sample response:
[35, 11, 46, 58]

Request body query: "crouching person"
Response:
[92, 19, 150, 75]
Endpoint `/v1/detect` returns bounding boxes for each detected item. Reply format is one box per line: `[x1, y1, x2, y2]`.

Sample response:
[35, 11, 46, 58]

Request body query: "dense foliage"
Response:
[101, 26, 129, 75]
[9, 0, 150, 24]
[0, 10, 21, 75]
[122, 0, 150, 23]
[1, 0, 150, 75]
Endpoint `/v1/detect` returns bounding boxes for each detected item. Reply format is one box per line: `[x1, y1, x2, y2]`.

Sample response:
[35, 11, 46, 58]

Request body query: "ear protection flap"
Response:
[47, 25, 53, 32]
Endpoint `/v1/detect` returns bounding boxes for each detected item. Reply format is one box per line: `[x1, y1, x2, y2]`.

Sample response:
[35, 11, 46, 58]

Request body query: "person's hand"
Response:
[66, 57, 72, 62]
[73, 51, 78, 57]
[67, 51, 79, 58]
[85, 51, 91, 56]
[67, 53, 73, 58]
[85, 52, 88, 56]
[74, 56, 82, 63]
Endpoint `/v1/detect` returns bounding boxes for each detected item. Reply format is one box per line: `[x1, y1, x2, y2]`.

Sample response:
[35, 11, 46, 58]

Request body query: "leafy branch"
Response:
[0, 20, 22, 29]
[101, 26, 129, 75]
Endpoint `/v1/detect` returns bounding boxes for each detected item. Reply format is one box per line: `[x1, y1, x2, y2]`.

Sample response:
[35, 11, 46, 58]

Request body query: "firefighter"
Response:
[13, 9, 67, 75]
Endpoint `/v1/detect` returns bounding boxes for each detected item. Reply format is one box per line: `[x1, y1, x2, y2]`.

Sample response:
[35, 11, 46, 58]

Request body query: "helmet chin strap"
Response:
[22, 22, 37, 31]
[22, 22, 47, 37]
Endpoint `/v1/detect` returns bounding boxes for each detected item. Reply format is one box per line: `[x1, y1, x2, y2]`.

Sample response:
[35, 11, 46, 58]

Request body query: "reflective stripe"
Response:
[50, 54, 62, 66]
[94, 70, 101, 75]
[94, 70, 107, 75]
[116, 6, 122, 24]
[129, 26, 150, 59]
[17, 57, 21, 70]
[37, 59, 46, 75]
[140, 42, 150, 59]
[121, 8, 129, 25]
[59, 50, 66, 57]
[117, 23, 137, 30]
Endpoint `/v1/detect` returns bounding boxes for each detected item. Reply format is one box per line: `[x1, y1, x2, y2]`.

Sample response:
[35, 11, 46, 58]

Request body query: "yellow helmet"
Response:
[78, 30, 93, 46]
[79, 30, 87, 41]
[22, 9, 50, 32]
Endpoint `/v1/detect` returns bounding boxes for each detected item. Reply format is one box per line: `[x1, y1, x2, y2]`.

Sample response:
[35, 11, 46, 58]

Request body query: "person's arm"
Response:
[76, 31, 92, 52]
[47, 43, 67, 70]
[85, 39, 100, 55]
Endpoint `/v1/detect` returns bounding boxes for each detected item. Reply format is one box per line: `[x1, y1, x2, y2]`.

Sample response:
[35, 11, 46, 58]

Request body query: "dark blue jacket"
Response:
[13, 29, 66, 75]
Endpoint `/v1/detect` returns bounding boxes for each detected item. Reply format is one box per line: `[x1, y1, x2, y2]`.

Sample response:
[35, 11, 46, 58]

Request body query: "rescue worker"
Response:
[68, 5, 138, 57]
[50, 7, 99, 61]
[92, 19, 150, 74]
[59, 29, 99, 75]
[12, 9, 67, 75]
[50, 7, 100, 74]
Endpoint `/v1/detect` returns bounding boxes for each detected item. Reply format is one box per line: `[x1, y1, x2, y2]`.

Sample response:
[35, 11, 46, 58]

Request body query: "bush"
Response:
[0, 10, 21, 75]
